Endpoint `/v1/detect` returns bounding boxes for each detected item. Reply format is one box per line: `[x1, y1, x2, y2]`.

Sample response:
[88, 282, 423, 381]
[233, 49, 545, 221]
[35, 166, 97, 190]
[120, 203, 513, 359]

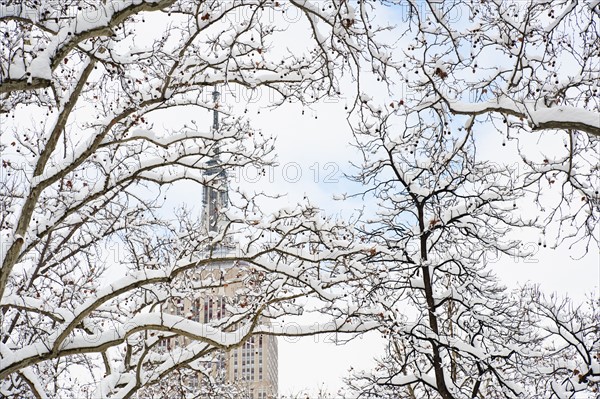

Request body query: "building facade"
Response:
[163, 273, 278, 399]
[162, 90, 278, 398]
[187, 266, 278, 399]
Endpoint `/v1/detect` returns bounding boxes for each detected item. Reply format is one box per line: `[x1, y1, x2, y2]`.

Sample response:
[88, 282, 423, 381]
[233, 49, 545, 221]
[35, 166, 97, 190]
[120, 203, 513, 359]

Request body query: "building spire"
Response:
[203, 88, 229, 235]
[212, 90, 220, 131]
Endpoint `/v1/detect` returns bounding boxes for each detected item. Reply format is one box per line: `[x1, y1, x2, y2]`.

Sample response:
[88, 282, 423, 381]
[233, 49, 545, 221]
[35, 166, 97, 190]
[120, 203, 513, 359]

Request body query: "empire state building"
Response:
[190, 90, 278, 399]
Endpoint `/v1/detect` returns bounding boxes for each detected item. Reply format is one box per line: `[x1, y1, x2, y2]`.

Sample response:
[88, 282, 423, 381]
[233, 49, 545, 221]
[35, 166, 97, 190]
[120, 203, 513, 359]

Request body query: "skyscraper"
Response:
[193, 269, 278, 399]
[183, 89, 278, 398]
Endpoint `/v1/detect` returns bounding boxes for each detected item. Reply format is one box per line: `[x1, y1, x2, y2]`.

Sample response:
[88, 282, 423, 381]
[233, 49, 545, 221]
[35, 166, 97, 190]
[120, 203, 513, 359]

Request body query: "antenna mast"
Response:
[203, 88, 229, 235]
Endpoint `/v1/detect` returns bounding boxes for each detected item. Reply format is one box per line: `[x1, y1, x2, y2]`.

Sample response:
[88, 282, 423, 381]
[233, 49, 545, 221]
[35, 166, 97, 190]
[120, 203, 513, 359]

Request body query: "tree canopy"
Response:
[1, 1, 598, 398]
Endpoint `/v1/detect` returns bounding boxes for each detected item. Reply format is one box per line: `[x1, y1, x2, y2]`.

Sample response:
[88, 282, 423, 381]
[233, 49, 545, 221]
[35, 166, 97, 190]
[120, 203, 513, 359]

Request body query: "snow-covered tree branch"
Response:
[0, 1, 392, 397]
[337, 105, 598, 398]
[384, 0, 599, 247]
[1, 1, 597, 398]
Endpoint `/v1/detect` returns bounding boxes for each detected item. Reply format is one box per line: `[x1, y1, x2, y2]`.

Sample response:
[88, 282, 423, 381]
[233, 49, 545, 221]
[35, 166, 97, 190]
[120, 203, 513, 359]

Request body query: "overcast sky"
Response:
[140, 4, 598, 395]
[159, 89, 598, 395]
[241, 97, 599, 396]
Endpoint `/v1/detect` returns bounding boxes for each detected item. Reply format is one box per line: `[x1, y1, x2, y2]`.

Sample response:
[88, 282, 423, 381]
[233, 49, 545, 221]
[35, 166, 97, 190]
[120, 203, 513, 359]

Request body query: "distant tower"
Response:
[203, 89, 229, 235]
[197, 88, 278, 399]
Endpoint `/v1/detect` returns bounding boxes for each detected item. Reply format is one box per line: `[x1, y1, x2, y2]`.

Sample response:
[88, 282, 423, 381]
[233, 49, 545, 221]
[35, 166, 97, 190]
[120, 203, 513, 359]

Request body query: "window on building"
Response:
[191, 299, 201, 322]
[157, 338, 169, 351]
[169, 298, 182, 316]
[189, 374, 199, 389]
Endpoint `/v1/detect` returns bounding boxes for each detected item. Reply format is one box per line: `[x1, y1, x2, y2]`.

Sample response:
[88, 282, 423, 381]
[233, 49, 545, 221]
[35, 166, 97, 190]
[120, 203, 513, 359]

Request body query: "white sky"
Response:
[155, 43, 598, 399]
[239, 98, 599, 396]
[108, 4, 599, 395]
[1, 3, 596, 398]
